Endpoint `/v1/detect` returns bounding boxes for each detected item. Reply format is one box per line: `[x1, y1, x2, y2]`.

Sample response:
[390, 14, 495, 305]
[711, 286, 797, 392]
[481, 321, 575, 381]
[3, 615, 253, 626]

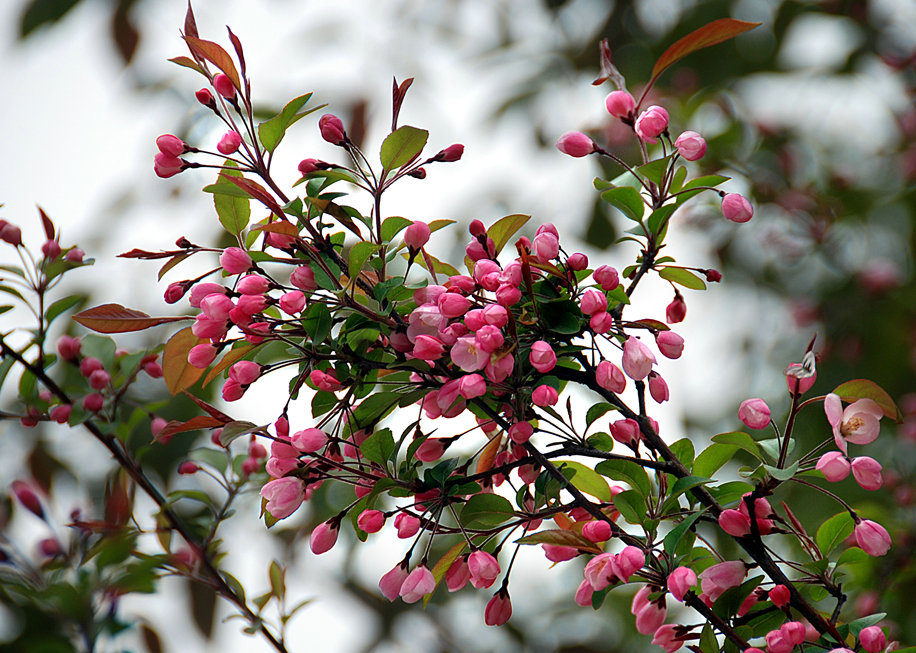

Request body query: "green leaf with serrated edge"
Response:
[555, 460, 612, 502]
[612, 489, 645, 525]
[663, 508, 706, 556]
[380, 125, 428, 169]
[595, 459, 651, 497]
[601, 186, 645, 221]
[647, 204, 677, 236]
[637, 157, 671, 186]
[669, 438, 695, 471]
[219, 421, 259, 446]
[816, 512, 854, 557]
[459, 493, 516, 528]
[658, 267, 706, 290]
[763, 461, 798, 481]
[258, 93, 321, 153]
[585, 403, 615, 428]
[488, 214, 530, 255]
[348, 241, 381, 281]
[45, 294, 85, 325]
[424, 541, 468, 607]
[301, 302, 331, 345]
[693, 443, 738, 479]
[360, 428, 395, 466]
[381, 216, 413, 242]
[516, 529, 601, 552]
[668, 476, 710, 501]
[832, 379, 901, 421]
[711, 432, 764, 461]
[674, 174, 730, 204]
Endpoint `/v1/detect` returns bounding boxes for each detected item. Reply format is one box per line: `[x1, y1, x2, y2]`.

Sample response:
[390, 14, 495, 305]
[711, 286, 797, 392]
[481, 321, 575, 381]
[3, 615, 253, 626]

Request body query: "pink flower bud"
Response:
[310, 369, 341, 392]
[379, 562, 409, 601]
[394, 513, 420, 538]
[529, 340, 557, 373]
[648, 372, 669, 403]
[404, 221, 431, 249]
[229, 360, 261, 385]
[674, 130, 707, 160]
[469, 219, 486, 238]
[221, 379, 244, 402]
[297, 158, 321, 176]
[667, 566, 697, 602]
[665, 294, 686, 324]
[615, 546, 645, 581]
[64, 247, 84, 262]
[445, 557, 471, 592]
[290, 266, 317, 291]
[11, 480, 44, 519]
[242, 457, 260, 476]
[83, 393, 104, 412]
[605, 90, 636, 119]
[41, 239, 61, 259]
[816, 451, 851, 482]
[154, 152, 184, 178]
[622, 337, 656, 380]
[634, 105, 669, 142]
[532, 231, 559, 261]
[279, 290, 306, 315]
[582, 520, 612, 542]
[580, 289, 608, 316]
[49, 404, 71, 424]
[484, 590, 512, 626]
[217, 130, 242, 155]
[291, 428, 327, 453]
[654, 331, 684, 359]
[164, 282, 187, 304]
[435, 144, 464, 162]
[357, 509, 386, 533]
[565, 252, 588, 271]
[399, 565, 435, 603]
[721, 193, 754, 223]
[468, 550, 501, 589]
[851, 456, 883, 490]
[213, 73, 236, 98]
[718, 509, 751, 536]
[596, 360, 626, 393]
[319, 114, 346, 145]
[700, 560, 746, 602]
[509, 421, 534, 444]
[57, 335, 81, 361]
[39, 538, 63, 558]
[652, 624, 684, 653]
[705, 269, 722, 282]
[532, 384, 559, 407]
[769, 584, 790, 608]
[556, 131, 596, 157]
[438, 292, 471, 319]
[178, 461, 199, 475]
[543, 544, 577, 562]
[458, 373, 486, 399]
[156, 134, 186, 157]
[79, 357, 104, 377]
[195, 88, 214, 105]
[236, 274, 268, 295]
[220, 247, 252, 274]
[415, 437, 446, 462]
[413, 334, 445, 361]
[610, 418, 641, 446]
[261, 477, 305, 520]
[859, 626, 887, 653]
[309, 520, 339, 554]
[738, 398, 771, 430]
[89, 369, 110, 390]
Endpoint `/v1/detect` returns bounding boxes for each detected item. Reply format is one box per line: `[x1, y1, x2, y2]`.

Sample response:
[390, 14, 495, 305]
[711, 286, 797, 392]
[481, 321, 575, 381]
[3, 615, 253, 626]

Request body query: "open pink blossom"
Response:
[450, 336, 489, 371]
[824, 393, 883, 454]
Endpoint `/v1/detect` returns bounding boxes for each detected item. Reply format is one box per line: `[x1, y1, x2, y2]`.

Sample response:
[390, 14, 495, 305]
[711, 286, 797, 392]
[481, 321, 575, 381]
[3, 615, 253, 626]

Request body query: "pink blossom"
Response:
[593, 265, 619, 290]
[529, 341, 557, 373]
[291, 428, 327, 453]
[509, 421, 534, 444]
[438, 292, 471, 319]
[648, 372, 669, 403]
[394, 513, 420, 538]
[851, 456, 883, 490]
[785, 363, 817, 394]
[379, 562, 409, 601]
[543, 544, 577, 562]
[634, 105, 669, 143]
[574, 579, 595, 607]
[582, 520, 611, 542]
[435, 143, 464, 162]
[665, 294, 686, 323]
[229, 360, 261, 385]
[610, 418, 641, 446]
[765, 629, 794, 653]
[769, 584, 790, 608]
[484, 590, 512, 626]
[651, 625, 683, 653]
[154, 152, 184, 178]
[667, 566, 696, 602]
[309, 520, 339, 554]
[605, 90, 636, 119]
[816, 451, 851, 482]
[634, 599, 666, 635]
[580, 289, 607, 315]
[614, 546, 645, 582]
[485, 353, 514, 383]
[220, 247, 252, 274]
[585, 553, 617, 590]
[532, 231, 559, 261]
[310, 369, 341, 392]
[622, 337, 656, 380]
[468, 550, 501, 589]
[655, 331, 684, 359]
[319, 114, 346, 145]
[217, 130, 242, 155]
[450, 336, 489, 372]
[213, 73, 236, 98]
[413, 335, 445, 361]
[415, 438, 446, 462]
[596, 360, 626, 393]
[357, 509, 386, 533]
[260, 477, 305, 519]
[238, 275, 269, 295]
[721, 193, 754, 223]
[825, 393, 883, 454]
[589, 311, 614, 334]
[738, 398, 771, 430]
[474, 325, 504, 353]
[532, 385, 559, 407]
[674, 130, 707, 160]
[855, 519, 891, 556]
[404, 221, 431, 249]
[718, 509, 751, 537]
[291, 266, 317, 291]
[156, 134, 186, 157]
[399, 565, 435, 603]
[279, 291, 306, 315]
[481, 304, 509, 327]
[556, 131, 596, 157]
[459, 374, 487, 399]
[188, 283, 226, 308]
[566, 252, 588, 270]
[859, 626, 887, 653]
[699, 560, 746, 602]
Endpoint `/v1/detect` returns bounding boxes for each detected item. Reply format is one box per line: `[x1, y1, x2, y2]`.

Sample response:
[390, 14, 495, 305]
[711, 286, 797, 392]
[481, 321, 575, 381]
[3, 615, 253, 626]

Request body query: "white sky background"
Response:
[1, 0, 912, 651]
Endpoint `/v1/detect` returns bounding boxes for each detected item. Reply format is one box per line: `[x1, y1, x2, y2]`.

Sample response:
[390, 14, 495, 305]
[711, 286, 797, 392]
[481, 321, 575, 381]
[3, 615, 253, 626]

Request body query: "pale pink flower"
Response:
[825, 393, 883, 454]
[468, 551, 501, 589]
[399, 565, 435, 603]
[484, 590, 512, 626]
[450, 335, 489, 371]
[851, 456, 883, 490]
[738, 398, 771, 430]
[459, 373, 487, 399]
[585, 553, 617, 590]
[622, 337, 656, 380]
[855, 519, 891, 556]
[667, 566, 696, 602]
[260, 477, 305, 519]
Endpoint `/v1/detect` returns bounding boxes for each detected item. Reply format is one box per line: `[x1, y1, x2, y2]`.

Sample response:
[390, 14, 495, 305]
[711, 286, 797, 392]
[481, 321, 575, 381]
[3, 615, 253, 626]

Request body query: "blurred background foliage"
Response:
[3, 0, 914, 651]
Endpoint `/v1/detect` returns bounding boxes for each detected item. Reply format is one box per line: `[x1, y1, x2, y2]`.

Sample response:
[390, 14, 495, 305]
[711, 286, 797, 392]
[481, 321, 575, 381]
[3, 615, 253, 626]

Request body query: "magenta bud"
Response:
[297, 158, 320, 176]
[154, 152, 184, 178]
[655, 331, 684, 359]
[484, 589, 512, 626]
[634, 105, 669, 143]
[738, 398, 771, 430]
[356, 509, 386, 534]
[556, 131, 596, 157]
[566, 252, 588, 270]
[82, 393, 104, 412]
[11, 480, 44, 519]
[187, 344, 218, 369]
[435, 143, 464, 162]
[648, 372, 669, 403]
[721, 193, 754, 223]
[705, 268, 722, 282]
[319, 114, 346, 145]
[49, 404, 71, 424]
[605, 90, 636, 119]
[220, 247, 252, 274]
[213, 73, 236, 99]
[178, 461, 199, 475]
[41, 239, 61, 259]
[195, 88, 214, 106]
[64, 248, 85, 262]
[217, 130, 242, 155]
[816, 451, 850, 482]
[57, 335, 81, 361]
[532, 384, 559, 407]
[404, 221, 431, 249]
[156, 134, 186, 157]
[0, 222, 22, 246]
[164, 282, 187, 304]
[674, 130, 707, 161]
[666, 294, 686, 324]
[291, 428, 327, 453]
[582, 520, 612, 542]
[469, 219, 486, 238]
[859, 626, 887, 653]
[769, 584, 790, 608]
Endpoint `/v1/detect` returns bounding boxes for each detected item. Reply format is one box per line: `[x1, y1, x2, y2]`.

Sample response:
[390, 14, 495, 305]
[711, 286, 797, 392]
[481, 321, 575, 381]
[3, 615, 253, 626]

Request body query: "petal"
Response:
[833, 426, 848, 455]
[845, 398, 883, 420]
[844, 413, 880, 445]
[824, 393, 843, 427]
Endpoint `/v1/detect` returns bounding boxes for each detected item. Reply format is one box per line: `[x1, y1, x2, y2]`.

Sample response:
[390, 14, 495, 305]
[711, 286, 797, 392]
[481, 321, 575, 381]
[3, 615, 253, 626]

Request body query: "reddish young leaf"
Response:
[515, 529, 602, 553]
[156, 415, 226, 441]
[391, 77, 414, 131]
[476, 433, 503, 475]
[184, 35, 241, 92]
[162, 327, 205, 395]
[203, 344, 256, 388]
[591, 39, 627, 90]
[221, 174, 284, 218]
[37, 206, 54, 240]
[73, 304, 189, 333]
[183, 1, 199, 40]
[227, 27, 246, 78]
[119, 248, 178, 259]
[183, 391, 235, 424]
[253, 220, 298, 238]
[832, 378, 902, 422]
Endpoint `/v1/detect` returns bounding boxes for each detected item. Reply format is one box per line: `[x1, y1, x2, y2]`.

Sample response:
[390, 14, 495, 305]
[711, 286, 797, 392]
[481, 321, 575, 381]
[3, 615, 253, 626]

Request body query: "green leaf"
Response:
[488, 214, 530, 256]
[381, 216, 413, 242]
[709, 481, 755, 506]
[711, 432, 764, 461]
[352, 392, 401, 429]
[847, 613, 887, 638]
[189, 447, 229, 474]
[595, 459, 651, 497]
[516, 529, 600, 551]
[555, 460, 613, 502]
[647, 204, 677, 237]
[269, 560, 285, 598]
[459, 494, 516, 528]
[637, 157, 671, 186]
[311, 390, 338, 417]
[763, 461, 799, 481]
[669, 438, 695, 471]
[221, 571, 246, 605]
[832, 379, 901, 421]
[664, 508, 706, 556]
[658, 267, 706, 290]
[693, 443, 738, 479]
[212, 162, 251, 234]
[45, 294, 85, 325]
[360, 428, 395, 466]
[258, 93, 322, 153]
[835, 547, 869, 568]
[585, 402, 615, 428]
[380, 125, 429, 170]
[611, 489, 645, 526]
[600, 186, 644, 222]
[301, 302, 331, 344]
[348, 241, 381, 281]
[699, 622, 718, 653]
[219, 420, 259, 446]
[675, 174, 730, 204]
[650, 19, 760, 84]
[667, 476, 710, 501]
[816, 512, 854, 557]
